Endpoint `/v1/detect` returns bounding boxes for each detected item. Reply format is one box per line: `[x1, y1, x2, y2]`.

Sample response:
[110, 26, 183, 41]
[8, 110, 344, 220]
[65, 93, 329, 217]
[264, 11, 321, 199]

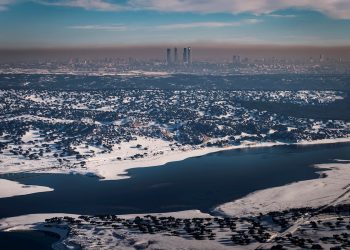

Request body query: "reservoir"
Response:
[1, 143, 350, 219]
[0, 230, 60, 250]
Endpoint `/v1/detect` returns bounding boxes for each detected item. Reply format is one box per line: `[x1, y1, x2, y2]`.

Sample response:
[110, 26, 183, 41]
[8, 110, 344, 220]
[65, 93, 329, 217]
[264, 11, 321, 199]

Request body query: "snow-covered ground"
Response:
[0, 210, 210, 232]
[0, 69, 173, 77]
[2, 88, 349, 181]
[82, 137, 350, 180]
[0, 211, 238, 250]
[233, 90, 345, 105]
[0, 179, 53, 198]
[1, 154, 350, 249]
[1, 134, 350, 180]
[214, 161, 350, 217]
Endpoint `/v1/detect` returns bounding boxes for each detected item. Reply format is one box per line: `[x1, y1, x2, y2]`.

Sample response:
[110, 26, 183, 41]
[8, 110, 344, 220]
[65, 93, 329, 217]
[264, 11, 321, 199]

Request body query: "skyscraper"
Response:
[174, 48, 178, 64]
[166, 48, 171, 65]
[187, 47, 192, 65]
[232, 55, 241, 66]
[319, 54, 325, 63]
[183, 47, 188, 65]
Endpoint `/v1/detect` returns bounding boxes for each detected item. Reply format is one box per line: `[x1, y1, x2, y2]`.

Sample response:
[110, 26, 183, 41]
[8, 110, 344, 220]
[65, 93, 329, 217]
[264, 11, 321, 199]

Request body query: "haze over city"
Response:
[1, 0, 350, 61]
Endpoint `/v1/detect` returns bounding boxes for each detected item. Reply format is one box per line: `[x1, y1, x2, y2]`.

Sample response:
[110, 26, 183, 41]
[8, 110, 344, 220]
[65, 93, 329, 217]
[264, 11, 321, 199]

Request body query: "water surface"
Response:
[0, 230, 60, 250]
[0, 143, 349, 219]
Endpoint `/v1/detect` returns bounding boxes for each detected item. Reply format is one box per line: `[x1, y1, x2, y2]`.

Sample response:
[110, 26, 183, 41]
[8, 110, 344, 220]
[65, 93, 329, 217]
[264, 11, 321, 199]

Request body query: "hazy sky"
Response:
[1, 0, 350, 49]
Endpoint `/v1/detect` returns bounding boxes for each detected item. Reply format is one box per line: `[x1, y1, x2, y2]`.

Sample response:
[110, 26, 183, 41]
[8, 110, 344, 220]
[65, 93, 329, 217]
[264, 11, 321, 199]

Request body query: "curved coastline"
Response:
[1, 140, 350, 249]
[7, 137, 349, 181]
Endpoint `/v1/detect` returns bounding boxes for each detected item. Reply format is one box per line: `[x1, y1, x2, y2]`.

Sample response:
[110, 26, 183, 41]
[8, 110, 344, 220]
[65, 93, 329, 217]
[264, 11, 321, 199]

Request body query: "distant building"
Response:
[319, 54, 325, 63]
[187, 47, 192, 65]
[174, 48, 178, 64]
[183, 48, 188, 65]
[232, 55, 240, 66]
[166, 48, 172, 65]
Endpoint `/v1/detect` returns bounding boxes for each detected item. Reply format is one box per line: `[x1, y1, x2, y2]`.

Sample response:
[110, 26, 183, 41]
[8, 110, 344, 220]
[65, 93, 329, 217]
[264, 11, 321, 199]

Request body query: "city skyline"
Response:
[2, 44, 350, 62]
[1, 0, 350, 49]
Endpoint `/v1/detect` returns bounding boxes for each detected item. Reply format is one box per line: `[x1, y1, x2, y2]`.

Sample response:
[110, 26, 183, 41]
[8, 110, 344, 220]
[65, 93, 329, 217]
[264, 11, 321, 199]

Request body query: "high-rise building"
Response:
[187, 47, 192, 65]
[232, 55, 240, 65]
[183, 48, 188, 65]
[166, 48, 172, 65]
[174, 48, 178, 64]
[319, 54, 325, 63]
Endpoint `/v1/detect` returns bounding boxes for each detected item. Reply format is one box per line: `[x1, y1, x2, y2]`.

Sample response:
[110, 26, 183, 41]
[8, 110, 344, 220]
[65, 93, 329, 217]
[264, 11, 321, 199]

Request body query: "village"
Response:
[2, 203, 350, 250]
[0, 88, 349, 178]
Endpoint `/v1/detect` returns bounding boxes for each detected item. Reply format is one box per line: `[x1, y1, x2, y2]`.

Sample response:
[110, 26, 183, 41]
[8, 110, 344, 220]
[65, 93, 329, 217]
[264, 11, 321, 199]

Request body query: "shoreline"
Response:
[0, 210, 213, 248]
[0, 179, 53, 199]
[213, 160, 350, 217]
[0, 137, 349, 200]
[1, 137, 350, 181]
[74, 137, 350, 181]
[1, 154, 350, 249]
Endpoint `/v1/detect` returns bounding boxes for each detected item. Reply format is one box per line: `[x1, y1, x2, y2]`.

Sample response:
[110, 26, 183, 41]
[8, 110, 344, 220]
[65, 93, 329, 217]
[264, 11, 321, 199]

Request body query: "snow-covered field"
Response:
[1, 147, 350, 249]
[76, 138, 283, 180]
[1, 133, 349, 181]
[0, 69, 172, 77]
[79, 137, 350, 180]
[214, 161, 350, 217]
[2, 155, 350, 250]
[0, 179, 53, 198]
[2, 88, 349, 181]
[0, 211, 235, 250]
[1, 87, 350, 248]
[233, 90, 345, 105]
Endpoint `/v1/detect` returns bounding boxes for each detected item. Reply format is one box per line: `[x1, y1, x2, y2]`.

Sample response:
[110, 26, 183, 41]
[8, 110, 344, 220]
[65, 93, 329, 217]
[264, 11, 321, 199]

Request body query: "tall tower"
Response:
[319, 54, 324, 63]
[166, 48, 172, 65]
[187, 47, 192, 65]
[174, 48, 178, 64]
[183, 47, 188, 65]
[232, 55, 240, 65]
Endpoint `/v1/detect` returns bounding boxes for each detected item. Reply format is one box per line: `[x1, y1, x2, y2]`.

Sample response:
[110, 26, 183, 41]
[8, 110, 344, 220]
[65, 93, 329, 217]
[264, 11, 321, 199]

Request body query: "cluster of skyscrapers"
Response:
[232, 55, 241, 66]
[166, 47, 192, 66]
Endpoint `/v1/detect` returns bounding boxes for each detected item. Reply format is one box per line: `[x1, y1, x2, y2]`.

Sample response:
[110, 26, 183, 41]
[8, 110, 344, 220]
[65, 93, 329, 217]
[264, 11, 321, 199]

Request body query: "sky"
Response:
[0, 0, 350, 52]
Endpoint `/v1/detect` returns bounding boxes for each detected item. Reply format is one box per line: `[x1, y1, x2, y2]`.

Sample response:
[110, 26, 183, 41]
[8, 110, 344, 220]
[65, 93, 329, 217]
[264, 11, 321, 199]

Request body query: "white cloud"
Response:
[68, 24, 127, 31]
[267, 14, 297, 18]
[0, 0, 16, 11]
[3, 0, 350, 19]
[130, 0, 350, 19]
[37, 0, 124, 11]
[157, 19, 261, 30]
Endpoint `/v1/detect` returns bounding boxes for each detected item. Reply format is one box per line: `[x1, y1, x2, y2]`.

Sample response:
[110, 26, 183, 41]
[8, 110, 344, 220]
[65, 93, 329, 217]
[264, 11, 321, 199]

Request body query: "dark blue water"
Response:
[0, 230, 60, 250]
[1, 143, 350, 219]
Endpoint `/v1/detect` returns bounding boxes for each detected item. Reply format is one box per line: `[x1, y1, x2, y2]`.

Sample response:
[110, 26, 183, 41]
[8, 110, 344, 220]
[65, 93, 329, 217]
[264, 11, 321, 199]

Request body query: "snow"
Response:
[232, 90, 345, 105]
[117, 71, 171, 77]
[214, 161, 350, 217]
[67, 229, 233, 250]
[2, 154, 350, 249]
[0, 69, 172, 77]
[0, 210, 238, 250]
[0, 210, 209, 234]
[80, 138, 284, 180]
[2, 115, 76, 124]
[83, 137, 350, 181]
[21, 129, 40, 143]
[0, 213, 74, 231]
[0, 179, 53, 198]
[118, 210, 212, 219]
[0, 213, 78, 241]
[1, 135, 350, 181]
